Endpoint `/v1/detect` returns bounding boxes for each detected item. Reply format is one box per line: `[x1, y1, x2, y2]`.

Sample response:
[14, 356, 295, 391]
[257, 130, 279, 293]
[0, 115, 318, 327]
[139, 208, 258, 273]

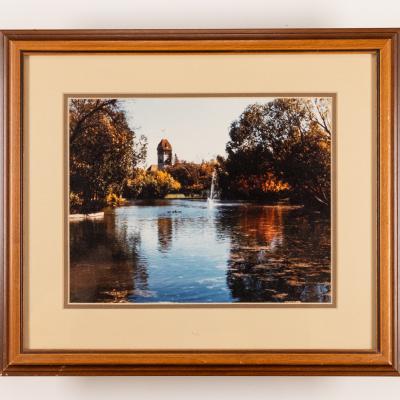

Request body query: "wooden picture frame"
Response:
[0, 28, 399, 376]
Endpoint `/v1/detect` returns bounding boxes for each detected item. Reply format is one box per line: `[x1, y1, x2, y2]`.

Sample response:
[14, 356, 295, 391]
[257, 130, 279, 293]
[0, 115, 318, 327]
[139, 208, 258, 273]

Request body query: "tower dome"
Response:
[157, 138, 172, 169]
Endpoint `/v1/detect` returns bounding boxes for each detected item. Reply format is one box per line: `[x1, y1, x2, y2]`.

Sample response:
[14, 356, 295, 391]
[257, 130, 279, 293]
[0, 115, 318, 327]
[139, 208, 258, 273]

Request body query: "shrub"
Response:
[106, 192, 126, 207]
[69, 192, 83, 214]
[125, 169, 181, 199]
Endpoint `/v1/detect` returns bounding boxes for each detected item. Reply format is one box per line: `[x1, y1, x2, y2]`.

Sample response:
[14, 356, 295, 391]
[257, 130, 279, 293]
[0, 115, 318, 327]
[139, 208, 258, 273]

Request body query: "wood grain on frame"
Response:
[0, 29, 399, 376]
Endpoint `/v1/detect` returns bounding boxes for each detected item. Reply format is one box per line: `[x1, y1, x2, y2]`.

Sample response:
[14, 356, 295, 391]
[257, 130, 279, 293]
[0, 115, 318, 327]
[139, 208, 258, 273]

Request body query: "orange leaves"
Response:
[261, 173, 290, 193]
[236, 173, 289, 195]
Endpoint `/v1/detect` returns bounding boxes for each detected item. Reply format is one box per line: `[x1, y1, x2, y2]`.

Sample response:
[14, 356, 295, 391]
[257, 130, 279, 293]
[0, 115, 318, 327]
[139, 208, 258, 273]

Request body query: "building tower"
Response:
[157, 138, 173, 170]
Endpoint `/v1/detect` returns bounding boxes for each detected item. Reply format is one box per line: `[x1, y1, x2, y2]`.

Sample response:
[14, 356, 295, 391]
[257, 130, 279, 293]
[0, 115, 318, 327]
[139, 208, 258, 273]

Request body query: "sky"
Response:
[119, 97, 277, 166]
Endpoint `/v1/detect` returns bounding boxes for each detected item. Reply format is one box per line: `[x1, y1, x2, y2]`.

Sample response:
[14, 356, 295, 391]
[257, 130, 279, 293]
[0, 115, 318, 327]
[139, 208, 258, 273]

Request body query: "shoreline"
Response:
[69, 198, 330, 217]
[69, 211, 104, 221]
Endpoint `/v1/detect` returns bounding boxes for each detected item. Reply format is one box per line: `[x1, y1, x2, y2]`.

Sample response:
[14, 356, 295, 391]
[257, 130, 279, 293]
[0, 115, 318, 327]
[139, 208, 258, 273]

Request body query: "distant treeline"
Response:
[124, 161, 216, 200]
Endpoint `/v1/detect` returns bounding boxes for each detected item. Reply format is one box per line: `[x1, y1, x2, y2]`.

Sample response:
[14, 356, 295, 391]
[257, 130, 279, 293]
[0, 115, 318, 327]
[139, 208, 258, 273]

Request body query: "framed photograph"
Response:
[0, 29, 399, 375]
[67, 93, 334, 306]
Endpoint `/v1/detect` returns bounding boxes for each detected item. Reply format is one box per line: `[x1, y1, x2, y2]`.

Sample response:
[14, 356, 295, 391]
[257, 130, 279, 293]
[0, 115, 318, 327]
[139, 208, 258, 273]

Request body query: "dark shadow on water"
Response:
[70, 215, 149, 303]
[216, 206, 331, 302]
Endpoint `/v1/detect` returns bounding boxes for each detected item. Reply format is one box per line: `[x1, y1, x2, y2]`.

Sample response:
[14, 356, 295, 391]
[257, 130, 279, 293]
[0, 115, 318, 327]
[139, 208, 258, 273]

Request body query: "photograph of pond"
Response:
[68, 95, 333, 304]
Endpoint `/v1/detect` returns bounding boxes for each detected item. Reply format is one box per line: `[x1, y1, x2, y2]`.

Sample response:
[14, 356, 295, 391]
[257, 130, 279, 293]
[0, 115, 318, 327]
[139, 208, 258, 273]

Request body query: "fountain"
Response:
[207, 169, 217, 206]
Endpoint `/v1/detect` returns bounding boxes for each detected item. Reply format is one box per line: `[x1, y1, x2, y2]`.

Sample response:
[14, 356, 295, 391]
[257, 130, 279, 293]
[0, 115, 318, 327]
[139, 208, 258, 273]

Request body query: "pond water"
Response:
[70, 199, 331, 304]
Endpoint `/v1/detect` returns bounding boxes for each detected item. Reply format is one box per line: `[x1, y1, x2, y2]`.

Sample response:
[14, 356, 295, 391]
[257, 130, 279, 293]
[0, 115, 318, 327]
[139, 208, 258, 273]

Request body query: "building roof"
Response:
[157, 138, 172, 151]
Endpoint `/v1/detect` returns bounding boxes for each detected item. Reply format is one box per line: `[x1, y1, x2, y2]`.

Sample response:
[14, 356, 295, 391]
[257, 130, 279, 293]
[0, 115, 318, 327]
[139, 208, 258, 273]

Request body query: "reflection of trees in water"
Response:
[216, 206, 331, 303]
[157, 217, 173, 252]
[70, 214, 149, 303]
[70, 202, 331, 304]
[216, 205, 284, 250]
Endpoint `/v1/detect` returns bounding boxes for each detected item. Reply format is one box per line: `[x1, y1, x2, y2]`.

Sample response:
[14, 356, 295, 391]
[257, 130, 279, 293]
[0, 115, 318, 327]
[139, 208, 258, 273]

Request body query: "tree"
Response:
[69, 99, 147, 213]
[221, 98, 331, 208]
[166, 161, 215, 197]
[126, 170, 181, 199]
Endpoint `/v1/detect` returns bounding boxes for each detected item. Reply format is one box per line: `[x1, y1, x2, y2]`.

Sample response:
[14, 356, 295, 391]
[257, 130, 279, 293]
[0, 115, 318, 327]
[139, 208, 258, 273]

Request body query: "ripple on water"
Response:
[70, 199, 331, 304]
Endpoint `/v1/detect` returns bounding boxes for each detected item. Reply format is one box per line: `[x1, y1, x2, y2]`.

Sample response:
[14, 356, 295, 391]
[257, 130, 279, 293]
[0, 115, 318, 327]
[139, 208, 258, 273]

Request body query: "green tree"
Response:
[221, 98, 331, 208]
[69, 98, 147, 213]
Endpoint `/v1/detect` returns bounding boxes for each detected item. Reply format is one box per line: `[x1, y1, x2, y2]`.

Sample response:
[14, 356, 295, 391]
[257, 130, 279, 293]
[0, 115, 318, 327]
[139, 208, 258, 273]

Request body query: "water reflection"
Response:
[69, 215, 149, 302]
[70, 200, 331, 303]
[217, 205, 331, 303]
[157, 217, 173, 252]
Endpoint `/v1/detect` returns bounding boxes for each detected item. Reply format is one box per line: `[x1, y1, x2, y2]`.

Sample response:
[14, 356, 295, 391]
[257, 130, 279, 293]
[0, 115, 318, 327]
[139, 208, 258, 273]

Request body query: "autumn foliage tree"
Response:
[219, 98, 331, 209]
[69, 99, 147, 213]
[125, 170, 181, 199]
[166, 161, 215, 197]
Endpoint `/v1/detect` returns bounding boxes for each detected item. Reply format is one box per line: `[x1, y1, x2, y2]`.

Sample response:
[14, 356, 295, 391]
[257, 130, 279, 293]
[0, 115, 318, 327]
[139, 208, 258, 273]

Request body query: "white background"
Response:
[0, 0, 399, 398]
